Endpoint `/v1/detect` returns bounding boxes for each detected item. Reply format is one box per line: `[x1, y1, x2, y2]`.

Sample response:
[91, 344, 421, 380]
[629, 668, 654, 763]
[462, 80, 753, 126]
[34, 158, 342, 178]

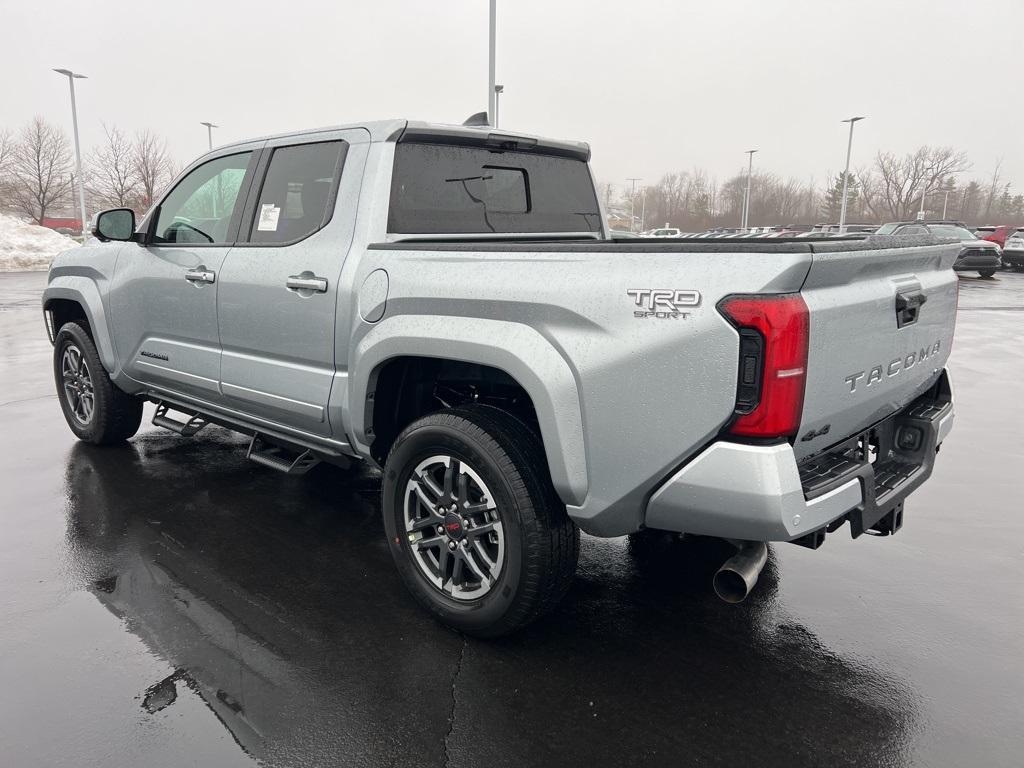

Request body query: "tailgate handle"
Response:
[895, 290, 927, 328]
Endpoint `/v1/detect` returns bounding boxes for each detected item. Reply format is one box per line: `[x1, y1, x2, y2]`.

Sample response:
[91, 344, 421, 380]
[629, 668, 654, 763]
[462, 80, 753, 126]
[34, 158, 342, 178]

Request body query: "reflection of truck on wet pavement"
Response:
[44, 118, 957, 636]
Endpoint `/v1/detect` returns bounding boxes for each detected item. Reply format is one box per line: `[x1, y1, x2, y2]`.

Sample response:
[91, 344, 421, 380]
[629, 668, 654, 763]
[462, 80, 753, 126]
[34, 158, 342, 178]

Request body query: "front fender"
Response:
[43, 274, 120, 376]
[348, 314, 588, 507]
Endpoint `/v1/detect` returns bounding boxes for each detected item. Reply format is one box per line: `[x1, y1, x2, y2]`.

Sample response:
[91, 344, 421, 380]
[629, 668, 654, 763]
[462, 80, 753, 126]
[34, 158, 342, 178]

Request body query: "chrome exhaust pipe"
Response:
[713, 541, 768, 603]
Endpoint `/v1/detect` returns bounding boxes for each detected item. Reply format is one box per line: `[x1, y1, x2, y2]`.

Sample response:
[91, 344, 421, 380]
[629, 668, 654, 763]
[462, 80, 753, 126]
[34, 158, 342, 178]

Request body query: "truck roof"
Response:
[212, 119, 592, 161]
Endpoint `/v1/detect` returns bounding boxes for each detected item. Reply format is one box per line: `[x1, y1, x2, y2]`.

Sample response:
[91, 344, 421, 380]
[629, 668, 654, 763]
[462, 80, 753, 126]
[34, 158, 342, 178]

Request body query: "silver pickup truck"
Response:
[43, 119, 957, 636]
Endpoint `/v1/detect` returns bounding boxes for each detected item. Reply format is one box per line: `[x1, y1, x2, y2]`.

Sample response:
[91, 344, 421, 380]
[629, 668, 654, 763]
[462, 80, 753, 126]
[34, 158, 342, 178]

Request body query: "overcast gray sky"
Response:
[1, 0, 1020, 192]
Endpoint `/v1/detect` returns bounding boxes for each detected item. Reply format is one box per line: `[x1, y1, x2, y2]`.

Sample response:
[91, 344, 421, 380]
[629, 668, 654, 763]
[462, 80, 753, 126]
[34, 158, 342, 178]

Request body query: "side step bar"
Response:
[246, 434, 320, 475]
[152, 402, 209, 437]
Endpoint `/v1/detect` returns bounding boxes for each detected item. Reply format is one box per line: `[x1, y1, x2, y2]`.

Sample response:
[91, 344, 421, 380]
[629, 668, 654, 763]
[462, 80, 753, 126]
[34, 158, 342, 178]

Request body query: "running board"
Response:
[246, 434, 320, 475]
[152, 402, 209, 437]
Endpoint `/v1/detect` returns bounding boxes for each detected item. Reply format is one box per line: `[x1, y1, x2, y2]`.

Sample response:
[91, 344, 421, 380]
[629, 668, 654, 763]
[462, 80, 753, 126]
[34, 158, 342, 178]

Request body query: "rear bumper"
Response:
[1001, 249, 1024, 267]
[644, 370, 953, 543]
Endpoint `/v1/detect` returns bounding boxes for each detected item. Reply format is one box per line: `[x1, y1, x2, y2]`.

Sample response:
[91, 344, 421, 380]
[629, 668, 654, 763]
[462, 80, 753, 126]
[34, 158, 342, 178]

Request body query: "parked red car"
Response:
[974, 225, 1010, 248]
[40, 216, 83, 235]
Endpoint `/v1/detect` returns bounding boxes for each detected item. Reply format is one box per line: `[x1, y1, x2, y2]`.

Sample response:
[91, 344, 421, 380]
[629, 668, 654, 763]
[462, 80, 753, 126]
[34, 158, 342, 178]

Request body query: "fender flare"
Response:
[348, 315, 588, 507]
[43, 278, 120, 375]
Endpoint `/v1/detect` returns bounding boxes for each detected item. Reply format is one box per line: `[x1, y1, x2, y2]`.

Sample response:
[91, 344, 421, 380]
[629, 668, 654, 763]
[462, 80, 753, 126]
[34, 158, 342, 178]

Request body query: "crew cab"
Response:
[876, 220, 1002, 277]
[43, 119, 957, 636]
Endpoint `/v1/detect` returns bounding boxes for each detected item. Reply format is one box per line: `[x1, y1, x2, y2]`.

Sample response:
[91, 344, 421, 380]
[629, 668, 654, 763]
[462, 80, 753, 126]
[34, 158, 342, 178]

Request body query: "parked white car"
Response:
[1003, 228, 1024, 270]
[647, 227, 681, 238]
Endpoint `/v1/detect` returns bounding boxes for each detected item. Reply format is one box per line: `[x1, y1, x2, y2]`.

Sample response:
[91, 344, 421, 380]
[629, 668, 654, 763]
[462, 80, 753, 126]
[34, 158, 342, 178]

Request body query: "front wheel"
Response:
[53, 322, 143, 444]
[382, 405, 579, 637]
[978, 269, 996, 278]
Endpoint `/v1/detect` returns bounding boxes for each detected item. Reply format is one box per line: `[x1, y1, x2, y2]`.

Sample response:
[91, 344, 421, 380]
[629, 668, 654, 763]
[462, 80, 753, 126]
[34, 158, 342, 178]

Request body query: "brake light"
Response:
[718, 294, 809, 439]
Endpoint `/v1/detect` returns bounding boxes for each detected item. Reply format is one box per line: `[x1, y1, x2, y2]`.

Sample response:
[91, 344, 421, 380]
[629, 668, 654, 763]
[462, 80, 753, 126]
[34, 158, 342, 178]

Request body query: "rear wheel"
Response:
[382, 405, 579, 637]
[978, 269, 996, 278]
[53, 322, 143, 445]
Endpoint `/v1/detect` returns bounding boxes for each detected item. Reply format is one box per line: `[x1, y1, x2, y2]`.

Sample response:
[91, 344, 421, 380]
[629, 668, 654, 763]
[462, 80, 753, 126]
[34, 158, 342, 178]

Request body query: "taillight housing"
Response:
[718, 293, 809, 440]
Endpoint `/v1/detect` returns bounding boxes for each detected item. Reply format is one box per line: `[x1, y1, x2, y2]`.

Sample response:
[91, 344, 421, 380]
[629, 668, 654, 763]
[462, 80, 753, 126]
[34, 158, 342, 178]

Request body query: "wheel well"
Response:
[367, 357, 539, 463]
[45, 299, 90, 337]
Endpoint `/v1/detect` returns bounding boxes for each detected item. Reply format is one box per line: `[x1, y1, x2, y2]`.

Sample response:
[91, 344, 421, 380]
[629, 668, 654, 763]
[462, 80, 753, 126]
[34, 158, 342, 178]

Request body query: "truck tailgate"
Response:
[794, 238, 959, 460]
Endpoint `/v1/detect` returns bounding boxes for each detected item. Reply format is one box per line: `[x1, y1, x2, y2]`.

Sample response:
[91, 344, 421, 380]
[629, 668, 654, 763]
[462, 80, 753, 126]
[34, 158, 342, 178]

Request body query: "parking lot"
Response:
[0, 269, 1021, 767]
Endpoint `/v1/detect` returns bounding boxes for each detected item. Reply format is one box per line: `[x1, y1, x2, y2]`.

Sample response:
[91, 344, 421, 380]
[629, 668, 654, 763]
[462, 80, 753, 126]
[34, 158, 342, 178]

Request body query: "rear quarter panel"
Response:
[348, 244, 812, 535]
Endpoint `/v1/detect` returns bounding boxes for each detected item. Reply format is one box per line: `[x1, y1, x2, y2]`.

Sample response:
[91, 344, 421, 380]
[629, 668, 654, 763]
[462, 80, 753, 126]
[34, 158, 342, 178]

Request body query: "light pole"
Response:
[626, 177, 642, 231]
[742, 149, 758, 230]
[53, 68, 87, 236]
[942, 189, 950, 219]
[837, 116, 865, 234]
[200, 121, 218, 151]
[488, 0, 497, 125]
[494, 84, 504, 128]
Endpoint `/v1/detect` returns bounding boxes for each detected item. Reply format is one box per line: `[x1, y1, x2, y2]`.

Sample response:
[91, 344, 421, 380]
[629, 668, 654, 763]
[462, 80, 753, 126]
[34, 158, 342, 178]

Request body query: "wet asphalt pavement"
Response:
[1, 270, 1021, 767]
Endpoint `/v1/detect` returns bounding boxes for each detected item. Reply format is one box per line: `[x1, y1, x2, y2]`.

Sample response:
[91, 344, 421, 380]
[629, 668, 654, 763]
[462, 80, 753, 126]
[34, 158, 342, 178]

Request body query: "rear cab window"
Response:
[388, 143, 601, 236]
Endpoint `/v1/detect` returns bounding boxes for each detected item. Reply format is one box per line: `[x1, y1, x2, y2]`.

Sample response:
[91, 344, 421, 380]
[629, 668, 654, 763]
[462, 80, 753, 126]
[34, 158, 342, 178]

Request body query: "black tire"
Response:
[382, 404, 579, 637]
[53, 322, 143, 445]
[978, 269, 996, 278]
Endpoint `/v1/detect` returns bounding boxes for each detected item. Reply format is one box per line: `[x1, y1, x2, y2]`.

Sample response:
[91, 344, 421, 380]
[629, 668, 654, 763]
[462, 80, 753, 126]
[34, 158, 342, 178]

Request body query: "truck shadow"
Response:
[62, 433, 921, 767]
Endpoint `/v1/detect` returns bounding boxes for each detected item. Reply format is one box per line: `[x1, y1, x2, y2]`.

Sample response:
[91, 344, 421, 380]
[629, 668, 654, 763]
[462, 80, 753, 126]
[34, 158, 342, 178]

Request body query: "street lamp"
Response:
[494, 84, 504, 128]
[53, 68, 87, 236]
[626, 177, 642, 232]
[742, 149, 758, 230]
[200, 121, 218, 151]
[837, 116, 865, 234]
[488, 0, 497, 125]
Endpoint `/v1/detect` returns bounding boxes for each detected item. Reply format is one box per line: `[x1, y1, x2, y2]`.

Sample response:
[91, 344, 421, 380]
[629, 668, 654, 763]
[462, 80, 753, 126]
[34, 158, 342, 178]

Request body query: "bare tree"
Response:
[9, 117, 73, 224]
[871, 146, 970, 220]
[0, 128, 13, 175]
[0, 128, 14, 211]
[983, 160, 1004, 220]
[133, 130, 173, 208]
[89, 124, 140, 210]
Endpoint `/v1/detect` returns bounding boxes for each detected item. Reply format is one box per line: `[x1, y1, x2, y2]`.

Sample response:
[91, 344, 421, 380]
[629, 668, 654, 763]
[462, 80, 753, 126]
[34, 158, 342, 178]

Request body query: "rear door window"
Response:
[247, 141, 347, 245]
[388, 143, 601, 235]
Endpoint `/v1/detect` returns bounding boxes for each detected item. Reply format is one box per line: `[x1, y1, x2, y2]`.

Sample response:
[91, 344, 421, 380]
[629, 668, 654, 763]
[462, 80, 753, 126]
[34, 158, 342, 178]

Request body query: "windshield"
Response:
[928, 224, 975, 240]
[874, 223, 899, 235]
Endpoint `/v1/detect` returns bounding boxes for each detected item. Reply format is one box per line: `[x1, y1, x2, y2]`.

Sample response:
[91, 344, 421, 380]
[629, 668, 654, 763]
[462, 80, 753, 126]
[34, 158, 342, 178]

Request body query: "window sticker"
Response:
[257, 204, 281, 231]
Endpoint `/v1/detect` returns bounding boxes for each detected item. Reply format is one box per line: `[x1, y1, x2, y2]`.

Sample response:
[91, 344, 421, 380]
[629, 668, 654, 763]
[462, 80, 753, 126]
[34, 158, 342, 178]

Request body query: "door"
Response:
[216, 132, 361, 437]
[108, 150, 258, 402]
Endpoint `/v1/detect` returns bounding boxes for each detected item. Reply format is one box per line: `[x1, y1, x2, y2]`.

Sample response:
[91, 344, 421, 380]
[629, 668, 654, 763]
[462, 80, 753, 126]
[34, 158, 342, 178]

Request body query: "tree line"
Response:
[604, 146, 1024, 231]
[0, 116, 176, 224]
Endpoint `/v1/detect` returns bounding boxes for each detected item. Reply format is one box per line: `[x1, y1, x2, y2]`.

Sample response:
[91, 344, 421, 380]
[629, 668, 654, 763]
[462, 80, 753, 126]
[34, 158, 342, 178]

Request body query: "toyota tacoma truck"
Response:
[43, 119, 957, 636]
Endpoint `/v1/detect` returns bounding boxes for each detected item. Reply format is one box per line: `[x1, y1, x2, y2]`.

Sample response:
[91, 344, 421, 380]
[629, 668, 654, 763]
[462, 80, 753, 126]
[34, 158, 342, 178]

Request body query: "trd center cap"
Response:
[442, 512, 465, 541]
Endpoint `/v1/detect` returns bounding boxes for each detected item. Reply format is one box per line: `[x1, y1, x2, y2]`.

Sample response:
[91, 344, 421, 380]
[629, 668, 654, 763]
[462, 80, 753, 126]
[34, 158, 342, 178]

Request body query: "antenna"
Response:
[462, 112, 490, 127]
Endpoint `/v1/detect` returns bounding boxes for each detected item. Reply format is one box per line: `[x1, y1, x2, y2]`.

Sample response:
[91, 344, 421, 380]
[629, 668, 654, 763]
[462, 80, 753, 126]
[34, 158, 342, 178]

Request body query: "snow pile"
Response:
[0, 212, 79, 271]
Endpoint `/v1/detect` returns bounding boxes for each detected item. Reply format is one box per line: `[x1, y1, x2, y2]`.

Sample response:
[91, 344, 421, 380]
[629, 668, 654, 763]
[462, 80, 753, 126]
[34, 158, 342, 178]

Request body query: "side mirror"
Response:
[92, 208, 136, 242]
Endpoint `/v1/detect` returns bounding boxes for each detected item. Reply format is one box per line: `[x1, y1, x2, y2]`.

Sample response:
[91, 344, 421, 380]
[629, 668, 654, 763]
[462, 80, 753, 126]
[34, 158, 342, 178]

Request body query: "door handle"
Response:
[184, 268, 216, 284]
[286, 275, 328, 293]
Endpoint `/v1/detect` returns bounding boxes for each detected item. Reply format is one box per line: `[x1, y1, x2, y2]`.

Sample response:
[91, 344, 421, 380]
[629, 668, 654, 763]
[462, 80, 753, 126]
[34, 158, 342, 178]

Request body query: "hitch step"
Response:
[152, 403, 209, 437]
[246, 434, 320, 475]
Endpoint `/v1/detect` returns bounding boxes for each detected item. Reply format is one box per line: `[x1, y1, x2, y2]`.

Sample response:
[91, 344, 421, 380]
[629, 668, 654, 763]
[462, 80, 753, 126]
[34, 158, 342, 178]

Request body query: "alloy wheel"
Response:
[403, 455, 505, 600]
[61, 344, 95, 426]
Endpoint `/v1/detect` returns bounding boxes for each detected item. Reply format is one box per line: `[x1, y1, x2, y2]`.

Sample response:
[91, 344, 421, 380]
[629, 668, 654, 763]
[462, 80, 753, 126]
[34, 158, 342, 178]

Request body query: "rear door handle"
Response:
[286, 275, 328, 293]
[184, 268, 216, 284]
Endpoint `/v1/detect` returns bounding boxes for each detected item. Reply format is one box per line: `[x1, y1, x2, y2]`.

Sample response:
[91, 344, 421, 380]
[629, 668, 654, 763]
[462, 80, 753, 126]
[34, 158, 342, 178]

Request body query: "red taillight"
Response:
[718, 294, 809, 439]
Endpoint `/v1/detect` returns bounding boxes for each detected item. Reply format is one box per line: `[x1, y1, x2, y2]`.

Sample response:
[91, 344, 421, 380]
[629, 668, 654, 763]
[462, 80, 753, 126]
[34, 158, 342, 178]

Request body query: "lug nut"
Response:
[448, 541, 457, 551]
[437, 525, 445, 535]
